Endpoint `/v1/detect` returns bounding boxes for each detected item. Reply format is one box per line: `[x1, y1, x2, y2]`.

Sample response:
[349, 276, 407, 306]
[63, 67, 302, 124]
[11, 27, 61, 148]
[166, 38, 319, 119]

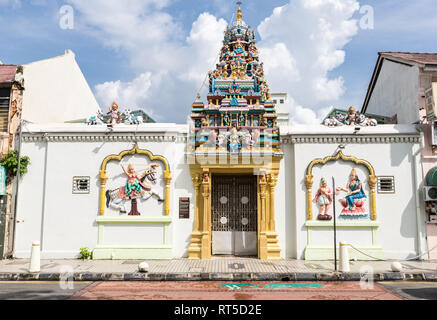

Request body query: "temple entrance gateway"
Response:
[212, 175, 257, 256]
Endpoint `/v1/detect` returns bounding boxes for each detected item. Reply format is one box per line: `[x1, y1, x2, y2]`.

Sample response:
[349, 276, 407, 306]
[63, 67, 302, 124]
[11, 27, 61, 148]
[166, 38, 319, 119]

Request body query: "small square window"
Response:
[377, 176, 395, 194]
[273, 100, 277, 104]
[280, 99, 285, 104]
[73, 176, 90, 194]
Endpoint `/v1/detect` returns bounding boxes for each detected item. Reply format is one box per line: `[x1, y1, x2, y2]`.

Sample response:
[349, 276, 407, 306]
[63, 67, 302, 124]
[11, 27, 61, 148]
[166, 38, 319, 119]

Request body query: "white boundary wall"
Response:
[13, 123, 426, 260]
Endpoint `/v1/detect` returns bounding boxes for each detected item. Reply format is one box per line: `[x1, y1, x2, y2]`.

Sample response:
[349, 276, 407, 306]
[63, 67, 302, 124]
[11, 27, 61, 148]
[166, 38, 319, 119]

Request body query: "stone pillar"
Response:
[305, 174, 314, 220]
[188, 175, 202, 259]
[258, 174, 268, 260]
[368, 175, 377, 221]
[163, 170, 172, 216]
[200, 172, 211, 259]
[99, 170, 108, 216]
[266, 174, 281, 259]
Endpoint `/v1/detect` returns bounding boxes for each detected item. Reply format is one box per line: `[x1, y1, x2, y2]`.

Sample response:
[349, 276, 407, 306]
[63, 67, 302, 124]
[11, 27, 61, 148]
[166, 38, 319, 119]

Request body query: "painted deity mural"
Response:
[187, 5, 282, 158]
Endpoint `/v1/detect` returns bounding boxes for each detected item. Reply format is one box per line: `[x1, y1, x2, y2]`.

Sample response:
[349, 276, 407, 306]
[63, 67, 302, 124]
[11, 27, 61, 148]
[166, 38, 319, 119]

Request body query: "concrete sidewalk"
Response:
[1, 258, 437, 281]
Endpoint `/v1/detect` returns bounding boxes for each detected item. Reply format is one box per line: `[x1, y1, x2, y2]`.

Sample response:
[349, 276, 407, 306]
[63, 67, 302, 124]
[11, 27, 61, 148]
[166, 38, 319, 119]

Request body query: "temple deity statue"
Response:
[336, 168, 367, 216]
[107, 102, 123, 126]
[313, 178, 333, 221]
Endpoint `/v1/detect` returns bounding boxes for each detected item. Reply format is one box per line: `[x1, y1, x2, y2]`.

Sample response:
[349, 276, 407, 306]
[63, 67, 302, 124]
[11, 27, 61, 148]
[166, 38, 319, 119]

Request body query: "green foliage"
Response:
[0, 150, 30, 178]
[79, 247, 92, 260]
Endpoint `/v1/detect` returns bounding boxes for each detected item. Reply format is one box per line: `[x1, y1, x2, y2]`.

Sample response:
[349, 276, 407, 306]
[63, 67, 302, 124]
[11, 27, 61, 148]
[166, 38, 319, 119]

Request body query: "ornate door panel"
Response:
[212, 175, 257, 256]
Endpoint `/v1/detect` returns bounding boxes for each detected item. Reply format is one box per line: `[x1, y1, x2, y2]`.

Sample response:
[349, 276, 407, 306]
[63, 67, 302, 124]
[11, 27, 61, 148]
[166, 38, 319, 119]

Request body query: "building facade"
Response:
[362, 52, 437, 259]
[0, 50, 102, 259]
[10, 9, 428, 261]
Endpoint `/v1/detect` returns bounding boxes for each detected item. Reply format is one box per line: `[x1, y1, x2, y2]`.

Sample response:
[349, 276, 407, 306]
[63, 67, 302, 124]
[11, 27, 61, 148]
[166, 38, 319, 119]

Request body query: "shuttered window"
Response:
[0, 88, 10, 132]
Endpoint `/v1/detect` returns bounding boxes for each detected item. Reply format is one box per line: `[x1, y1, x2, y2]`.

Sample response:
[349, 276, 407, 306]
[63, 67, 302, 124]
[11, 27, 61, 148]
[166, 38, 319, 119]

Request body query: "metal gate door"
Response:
[212, 175, 257, 256]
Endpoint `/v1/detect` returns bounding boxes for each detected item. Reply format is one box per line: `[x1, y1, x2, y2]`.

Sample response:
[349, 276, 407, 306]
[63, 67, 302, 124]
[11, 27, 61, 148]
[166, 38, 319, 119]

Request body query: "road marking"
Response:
[0, 281, 92, 284]
[380, 281, 437, 285]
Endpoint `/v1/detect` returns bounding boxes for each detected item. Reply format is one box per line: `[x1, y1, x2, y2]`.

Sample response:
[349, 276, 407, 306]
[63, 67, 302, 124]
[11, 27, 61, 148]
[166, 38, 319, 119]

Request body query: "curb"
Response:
[0, 272, 437, 282]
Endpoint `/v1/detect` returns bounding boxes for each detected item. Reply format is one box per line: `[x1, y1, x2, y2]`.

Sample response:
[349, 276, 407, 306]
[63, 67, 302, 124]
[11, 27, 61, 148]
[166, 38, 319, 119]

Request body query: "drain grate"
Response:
[228, 263, 245, 270]
[121, 260, 144, 265]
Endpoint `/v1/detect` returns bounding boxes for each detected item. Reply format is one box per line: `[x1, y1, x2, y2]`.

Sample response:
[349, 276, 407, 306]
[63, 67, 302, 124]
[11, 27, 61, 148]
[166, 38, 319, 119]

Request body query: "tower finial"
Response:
[236, 1, 242, 21]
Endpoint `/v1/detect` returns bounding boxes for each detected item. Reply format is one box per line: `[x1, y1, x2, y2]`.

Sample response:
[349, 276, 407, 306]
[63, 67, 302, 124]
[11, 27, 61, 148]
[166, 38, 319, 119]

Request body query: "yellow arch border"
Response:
[98, 144, 172, 216]
[305, 151, 377, 221]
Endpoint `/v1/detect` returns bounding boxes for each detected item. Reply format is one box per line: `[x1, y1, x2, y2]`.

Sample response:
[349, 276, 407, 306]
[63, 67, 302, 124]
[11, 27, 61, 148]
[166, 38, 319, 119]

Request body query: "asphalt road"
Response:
[0, 281, 92, 300]
[1, 281, 437, 300]
[379, 281, 437, 300]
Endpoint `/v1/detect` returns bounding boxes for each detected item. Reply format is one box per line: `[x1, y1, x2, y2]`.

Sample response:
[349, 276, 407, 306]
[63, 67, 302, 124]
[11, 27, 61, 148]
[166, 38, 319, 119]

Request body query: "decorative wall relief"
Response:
[105, 163, 164, 216]
[336, 168, 367, 217]
[305, 151, 377, 221]
[99, 144, 171, 217]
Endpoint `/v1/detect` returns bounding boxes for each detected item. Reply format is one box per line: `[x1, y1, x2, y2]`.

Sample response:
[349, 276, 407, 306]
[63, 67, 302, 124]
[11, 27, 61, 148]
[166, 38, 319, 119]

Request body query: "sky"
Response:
[0, 0, 437, 124]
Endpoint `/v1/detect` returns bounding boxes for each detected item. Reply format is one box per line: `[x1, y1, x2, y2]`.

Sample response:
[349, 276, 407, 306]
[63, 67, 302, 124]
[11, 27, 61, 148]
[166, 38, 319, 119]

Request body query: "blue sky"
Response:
[1, 0, 436, 124]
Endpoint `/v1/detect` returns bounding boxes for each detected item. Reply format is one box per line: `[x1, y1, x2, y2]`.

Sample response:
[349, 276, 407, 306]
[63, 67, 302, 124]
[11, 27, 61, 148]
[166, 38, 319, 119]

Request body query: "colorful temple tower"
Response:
[188, 5, 282, 157]
[187, 4, 283, 260]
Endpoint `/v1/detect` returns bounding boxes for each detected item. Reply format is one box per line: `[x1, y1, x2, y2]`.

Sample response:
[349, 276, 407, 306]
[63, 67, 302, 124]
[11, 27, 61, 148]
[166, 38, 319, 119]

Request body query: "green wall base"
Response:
[304, 246, 384, 261]
[93, 245, 173, 260]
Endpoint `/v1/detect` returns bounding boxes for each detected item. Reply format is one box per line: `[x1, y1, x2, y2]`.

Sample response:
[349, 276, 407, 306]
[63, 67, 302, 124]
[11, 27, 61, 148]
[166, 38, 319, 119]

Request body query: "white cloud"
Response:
[69, 0, 359, 124]
[258, 0, 360, 124]
[67, 0, 226, 122]
[95, 72, 155, 117]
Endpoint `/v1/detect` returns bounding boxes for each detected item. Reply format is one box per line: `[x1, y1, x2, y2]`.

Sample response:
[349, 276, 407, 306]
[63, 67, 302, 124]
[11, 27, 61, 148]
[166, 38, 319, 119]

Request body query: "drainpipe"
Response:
[413, 127, 426, 260]
[6, 119, 23, 258]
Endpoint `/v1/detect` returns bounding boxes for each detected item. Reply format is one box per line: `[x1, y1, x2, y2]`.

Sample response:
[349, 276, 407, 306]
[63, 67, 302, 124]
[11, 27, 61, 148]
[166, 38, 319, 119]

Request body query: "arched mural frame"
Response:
[98, 144, 172, 216]
[305, 151, 377, 221]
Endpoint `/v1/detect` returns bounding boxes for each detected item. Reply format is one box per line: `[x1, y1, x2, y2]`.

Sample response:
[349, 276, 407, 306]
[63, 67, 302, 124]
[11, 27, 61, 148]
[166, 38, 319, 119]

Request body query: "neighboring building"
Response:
[270, 93, 289, 126]
[0, 50, 101, 258]
[21, 50, 100, 124]
[11, 7, 428, 261]
[0, 64, 23, 258]
[362, 52, 437, 259]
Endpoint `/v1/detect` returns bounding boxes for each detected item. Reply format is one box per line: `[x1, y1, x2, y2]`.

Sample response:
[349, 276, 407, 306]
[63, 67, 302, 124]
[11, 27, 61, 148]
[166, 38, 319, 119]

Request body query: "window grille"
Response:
[73, 177, 90, 194]
[377, 176, 395, 193]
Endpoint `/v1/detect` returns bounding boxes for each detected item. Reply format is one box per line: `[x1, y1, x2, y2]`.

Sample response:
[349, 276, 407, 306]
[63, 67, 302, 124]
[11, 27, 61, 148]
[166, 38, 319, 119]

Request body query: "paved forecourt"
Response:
[0, 258, 437, 281]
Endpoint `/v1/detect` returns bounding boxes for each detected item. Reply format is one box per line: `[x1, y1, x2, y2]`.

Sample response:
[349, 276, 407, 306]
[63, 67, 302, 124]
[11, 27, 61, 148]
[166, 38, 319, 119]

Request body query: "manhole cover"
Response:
[229, 263, 245, 270]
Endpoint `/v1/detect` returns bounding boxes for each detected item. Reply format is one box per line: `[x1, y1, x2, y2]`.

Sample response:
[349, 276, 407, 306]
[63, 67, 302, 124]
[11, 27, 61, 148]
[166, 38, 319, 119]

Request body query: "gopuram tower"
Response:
[187, 3, 283, 260]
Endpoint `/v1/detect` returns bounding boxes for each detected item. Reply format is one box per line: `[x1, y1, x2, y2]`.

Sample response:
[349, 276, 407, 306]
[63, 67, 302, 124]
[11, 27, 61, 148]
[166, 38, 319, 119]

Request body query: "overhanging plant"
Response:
[0, 150, 30, 181]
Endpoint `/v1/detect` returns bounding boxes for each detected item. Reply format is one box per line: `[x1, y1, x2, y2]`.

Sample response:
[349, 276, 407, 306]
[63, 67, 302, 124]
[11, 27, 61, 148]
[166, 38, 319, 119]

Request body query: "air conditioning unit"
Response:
[424, 186, 437, 201]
